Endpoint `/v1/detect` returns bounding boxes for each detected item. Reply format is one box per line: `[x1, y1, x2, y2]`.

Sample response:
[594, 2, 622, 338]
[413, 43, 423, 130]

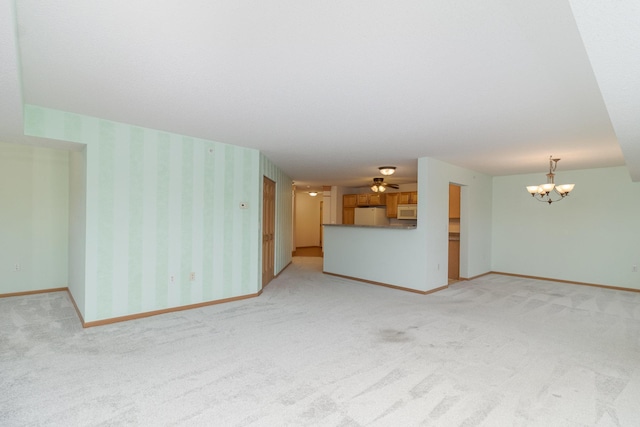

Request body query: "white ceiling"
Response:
[2, 0, 638, 190]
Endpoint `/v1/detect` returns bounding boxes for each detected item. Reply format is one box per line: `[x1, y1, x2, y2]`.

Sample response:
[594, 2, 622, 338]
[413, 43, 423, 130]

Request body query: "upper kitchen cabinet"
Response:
[344, 194, 357, 208]
[398, 191, 418, 204]
[449, 185, 461, 218]
[343, 194, 356, 224]
[356, 193, 386, 207]
[368, 193, 386, 206]
[343, 192, 390, 222]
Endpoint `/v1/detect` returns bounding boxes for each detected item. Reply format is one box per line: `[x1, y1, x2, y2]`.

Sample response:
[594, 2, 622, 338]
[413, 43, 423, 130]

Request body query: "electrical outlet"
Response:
[14, 263, 20, 271]
[633, 265, 638, 273]
[190, 272, 195, 281]
[170, 275, 175, 284]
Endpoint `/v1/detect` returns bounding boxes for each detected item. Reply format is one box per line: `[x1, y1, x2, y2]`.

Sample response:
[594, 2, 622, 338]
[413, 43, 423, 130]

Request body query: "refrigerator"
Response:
[354, 207, 390, 226]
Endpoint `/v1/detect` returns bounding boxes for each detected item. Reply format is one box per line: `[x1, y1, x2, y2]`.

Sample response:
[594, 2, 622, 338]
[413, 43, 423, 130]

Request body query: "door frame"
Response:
[262, 177, 276, 288]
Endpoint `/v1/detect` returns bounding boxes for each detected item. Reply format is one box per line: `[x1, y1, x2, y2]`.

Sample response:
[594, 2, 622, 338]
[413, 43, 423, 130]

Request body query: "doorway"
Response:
[292, 191, 323, 257]
[262, 177, 276, 288]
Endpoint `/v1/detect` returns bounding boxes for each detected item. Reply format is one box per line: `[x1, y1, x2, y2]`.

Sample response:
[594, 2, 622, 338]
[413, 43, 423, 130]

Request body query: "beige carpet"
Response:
[1, 257, 639, 426]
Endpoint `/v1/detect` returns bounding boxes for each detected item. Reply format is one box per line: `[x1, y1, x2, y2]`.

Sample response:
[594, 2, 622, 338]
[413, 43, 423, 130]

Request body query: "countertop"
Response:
[323, 223, 417, 230]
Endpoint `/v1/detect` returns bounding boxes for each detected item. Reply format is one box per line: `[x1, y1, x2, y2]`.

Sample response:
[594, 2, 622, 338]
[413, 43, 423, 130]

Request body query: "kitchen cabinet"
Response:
[343, 194, 357, 208]
[343, 191, 411, 220]
[353, 193, 386, 207]
[356, 194, 370, 206]
[343, 207, 355, 225]
[386, 193, 398, 218]
[398, 191, 418, 205]
[343, 194, 357, 224]
[449, 185, 460, 218]
[368, 193, 386, 206]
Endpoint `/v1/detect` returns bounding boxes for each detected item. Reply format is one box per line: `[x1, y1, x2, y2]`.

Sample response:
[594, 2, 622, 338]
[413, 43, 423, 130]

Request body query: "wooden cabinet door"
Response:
[356, 194, 369, 206]
[368, 193, 386, 206]
[449, 185, 460, 218]
[398, 192, 418, 204]
[343, 194, 357, 208]
[409, 191, 418, 204]
[386, 193, 398, 218]
[343, 207, 355, 224]
[448, 239, 460, 279]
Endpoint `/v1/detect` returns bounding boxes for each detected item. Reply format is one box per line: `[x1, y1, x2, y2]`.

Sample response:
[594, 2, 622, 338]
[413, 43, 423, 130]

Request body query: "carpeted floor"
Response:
[1, 257, 639, 426]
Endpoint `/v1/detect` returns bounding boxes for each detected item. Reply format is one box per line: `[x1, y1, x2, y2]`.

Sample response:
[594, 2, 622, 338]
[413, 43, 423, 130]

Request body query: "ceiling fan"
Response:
[370, 177, 399, 193]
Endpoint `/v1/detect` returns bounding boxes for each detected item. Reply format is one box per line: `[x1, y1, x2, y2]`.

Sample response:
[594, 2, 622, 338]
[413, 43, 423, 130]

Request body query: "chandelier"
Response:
[526, 156, 575, 204]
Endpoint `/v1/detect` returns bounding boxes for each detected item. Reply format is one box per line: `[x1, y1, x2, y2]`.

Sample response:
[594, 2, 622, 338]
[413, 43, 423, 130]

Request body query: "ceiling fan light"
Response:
[371, 185, 379, 192]
[378, 166, 396, 176]
[378, 185, 386, 192]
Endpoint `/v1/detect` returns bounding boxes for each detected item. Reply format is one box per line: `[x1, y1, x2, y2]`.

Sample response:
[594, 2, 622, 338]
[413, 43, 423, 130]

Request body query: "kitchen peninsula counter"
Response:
[323, 223, 417, 230]
[322, 222, 428, 293]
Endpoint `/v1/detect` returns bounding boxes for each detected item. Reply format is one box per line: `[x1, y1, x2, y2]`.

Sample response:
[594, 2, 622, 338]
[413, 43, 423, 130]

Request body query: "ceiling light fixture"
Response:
[371, 178, 386, 193]
[526, 156, 575, 204]
[378, 166, 396, 176]
[308, 191, 318, 197]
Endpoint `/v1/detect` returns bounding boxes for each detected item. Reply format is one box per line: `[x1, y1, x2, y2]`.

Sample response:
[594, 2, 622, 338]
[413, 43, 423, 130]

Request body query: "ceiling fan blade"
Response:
[386, 184, 399, 189]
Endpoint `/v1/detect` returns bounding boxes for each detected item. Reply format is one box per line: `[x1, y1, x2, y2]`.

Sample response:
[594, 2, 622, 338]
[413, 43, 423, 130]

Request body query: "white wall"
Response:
[295, 193, 322, 247]
[334, 186, 346, 224]
[0, 142, 69, 294]
[421, 157, 493, 282]
[492, 166, 640, 289]
[322, 189, 332, 225]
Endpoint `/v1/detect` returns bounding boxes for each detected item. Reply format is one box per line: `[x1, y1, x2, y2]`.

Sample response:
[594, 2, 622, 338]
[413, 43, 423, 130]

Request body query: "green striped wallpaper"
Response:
[24, 105, 274, 322]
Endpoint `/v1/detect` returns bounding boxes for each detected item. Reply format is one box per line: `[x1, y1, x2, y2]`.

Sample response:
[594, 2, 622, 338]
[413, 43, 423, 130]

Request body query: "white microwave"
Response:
[397, 204, 417, 220]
